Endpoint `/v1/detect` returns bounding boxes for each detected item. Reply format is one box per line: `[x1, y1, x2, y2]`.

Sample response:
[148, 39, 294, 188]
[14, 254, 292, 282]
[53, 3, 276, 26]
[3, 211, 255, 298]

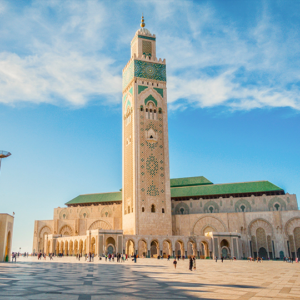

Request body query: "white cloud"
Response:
[0, 0, 299, 111]
[0, 0, 122, 106]
[0, 51, 121, 106]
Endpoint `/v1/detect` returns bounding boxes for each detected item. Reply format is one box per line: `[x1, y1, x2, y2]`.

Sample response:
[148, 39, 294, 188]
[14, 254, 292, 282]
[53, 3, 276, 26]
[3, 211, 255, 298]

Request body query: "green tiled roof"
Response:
[170, 176, 213, 187]
[170, 181, 283, 198]
[65, 192, 122, 205]
[65, 179, 284, 205]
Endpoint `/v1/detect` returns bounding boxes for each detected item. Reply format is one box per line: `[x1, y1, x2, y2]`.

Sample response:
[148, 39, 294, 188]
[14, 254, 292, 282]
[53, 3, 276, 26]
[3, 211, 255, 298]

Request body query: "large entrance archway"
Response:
[221, 247, 228, 258]
[79, 240, 83, 256]
[220, 239, 230, 258]
[175, 240, 184, 257]
[106, 237, 116, 255]
[200, 241, 209, 258]
[163, 240, 172, 258]
[150, 240, 159, 258]
[126, 240, 135, 256]
[187, 240, 196, 257]
[138, 240, 147, 258]
[258, 247, 268, 259]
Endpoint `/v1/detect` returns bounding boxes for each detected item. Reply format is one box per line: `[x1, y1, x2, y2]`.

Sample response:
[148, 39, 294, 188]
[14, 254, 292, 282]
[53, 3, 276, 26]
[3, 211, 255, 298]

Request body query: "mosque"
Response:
[33, 18, 300, 260]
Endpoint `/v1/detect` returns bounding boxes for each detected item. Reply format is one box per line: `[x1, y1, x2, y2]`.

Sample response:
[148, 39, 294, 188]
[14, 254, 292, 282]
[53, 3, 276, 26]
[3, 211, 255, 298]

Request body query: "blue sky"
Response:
[0, 0, 300, 252]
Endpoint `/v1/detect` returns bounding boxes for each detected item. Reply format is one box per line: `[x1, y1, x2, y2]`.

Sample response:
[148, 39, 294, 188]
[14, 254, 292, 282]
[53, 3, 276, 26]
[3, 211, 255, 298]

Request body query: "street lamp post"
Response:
[0, 150, 11, 172]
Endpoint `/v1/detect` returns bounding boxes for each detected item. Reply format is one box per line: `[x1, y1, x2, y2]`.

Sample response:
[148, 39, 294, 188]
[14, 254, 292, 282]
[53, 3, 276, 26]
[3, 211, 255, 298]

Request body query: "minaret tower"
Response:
[122, 16, 172, 236]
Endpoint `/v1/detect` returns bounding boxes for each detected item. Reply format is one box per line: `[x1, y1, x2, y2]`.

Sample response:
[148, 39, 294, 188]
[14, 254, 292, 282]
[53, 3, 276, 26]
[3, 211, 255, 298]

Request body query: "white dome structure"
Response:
[136, 27, 151, 35]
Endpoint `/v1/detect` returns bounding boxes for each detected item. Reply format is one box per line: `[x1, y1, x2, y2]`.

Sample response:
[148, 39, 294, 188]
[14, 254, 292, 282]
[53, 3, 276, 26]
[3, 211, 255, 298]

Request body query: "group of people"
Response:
[283, 257, 299, 263]
[103, 253, 130, 262]
[171, 255, 196, 270]
[215, 256, 236, 262]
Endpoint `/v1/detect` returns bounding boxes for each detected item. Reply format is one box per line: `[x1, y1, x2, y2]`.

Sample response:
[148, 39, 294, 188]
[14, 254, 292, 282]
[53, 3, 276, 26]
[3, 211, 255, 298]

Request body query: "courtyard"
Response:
[0, 258, 299, 299]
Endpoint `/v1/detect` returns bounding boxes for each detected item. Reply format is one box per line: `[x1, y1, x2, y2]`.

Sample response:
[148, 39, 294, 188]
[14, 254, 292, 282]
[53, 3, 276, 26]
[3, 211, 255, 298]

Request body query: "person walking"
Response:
[221, 256, 224, 263]
[173, 259, 177, 269]
[189, 257, 193, 271]
[193, 256, 196, 270]
[215, 256, 218, 262]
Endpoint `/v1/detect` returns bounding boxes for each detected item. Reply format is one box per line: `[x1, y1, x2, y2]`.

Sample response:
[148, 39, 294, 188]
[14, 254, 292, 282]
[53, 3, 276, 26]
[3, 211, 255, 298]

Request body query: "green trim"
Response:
[145, 95, 157, 107]
[170, 176, 213, 187]
[129, 87, 133, 95]
[138, 85, 148, 94]
[138, 35, 156, 41]
[65, 192, 122, 205]
[171, 181, 284, 198]
[154, 88, 163, 97]
[123, 94, 127, 103]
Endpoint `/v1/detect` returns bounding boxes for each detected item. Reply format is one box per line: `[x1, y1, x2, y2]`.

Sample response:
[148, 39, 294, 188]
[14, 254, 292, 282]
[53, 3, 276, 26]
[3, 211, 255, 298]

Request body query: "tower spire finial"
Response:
[140, 14, 145, 28]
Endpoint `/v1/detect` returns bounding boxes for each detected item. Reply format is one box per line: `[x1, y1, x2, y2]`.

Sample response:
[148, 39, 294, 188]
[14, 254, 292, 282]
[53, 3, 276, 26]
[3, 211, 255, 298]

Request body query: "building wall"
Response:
[0, 213, 14, 261]
[172, 193, 297, 215]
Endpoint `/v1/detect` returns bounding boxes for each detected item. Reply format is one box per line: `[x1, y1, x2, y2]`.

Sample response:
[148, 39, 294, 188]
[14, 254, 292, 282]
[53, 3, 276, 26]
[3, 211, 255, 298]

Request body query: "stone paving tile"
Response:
[1, 258, 300, 299]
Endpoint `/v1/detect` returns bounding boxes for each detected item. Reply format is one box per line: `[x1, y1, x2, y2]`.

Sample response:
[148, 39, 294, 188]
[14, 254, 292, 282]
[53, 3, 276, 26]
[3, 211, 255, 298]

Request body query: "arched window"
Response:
[209, 207, 214, 213]
[63, 214, 66, 219]
[140, 105, 144, 111]
[146, 108, 148, 112]
[142, 207, 145, 212]
[151, 204, 155, 213]
[162, 208, 165, 213]
[274, 203, 280, 211]
[180, 208, 184, 214]
[240, 205, 245, 212]
[83, 213, 86, 218]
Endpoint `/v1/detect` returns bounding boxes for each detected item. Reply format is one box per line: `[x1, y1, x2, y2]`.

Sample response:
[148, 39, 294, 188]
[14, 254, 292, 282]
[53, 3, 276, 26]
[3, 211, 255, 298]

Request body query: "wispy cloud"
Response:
[0, 0, 300, 111]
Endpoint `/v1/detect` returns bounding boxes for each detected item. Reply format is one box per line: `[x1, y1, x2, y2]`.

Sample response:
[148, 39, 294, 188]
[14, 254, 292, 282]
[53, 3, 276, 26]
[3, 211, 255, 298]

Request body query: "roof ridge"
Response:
[80, 191, 121, 196]
[171, 176, 206, 179]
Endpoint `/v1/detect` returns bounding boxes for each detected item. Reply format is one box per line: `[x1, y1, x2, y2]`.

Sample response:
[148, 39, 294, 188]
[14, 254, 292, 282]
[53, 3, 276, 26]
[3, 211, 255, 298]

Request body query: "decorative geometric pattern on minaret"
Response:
[123, 60, 166, 90]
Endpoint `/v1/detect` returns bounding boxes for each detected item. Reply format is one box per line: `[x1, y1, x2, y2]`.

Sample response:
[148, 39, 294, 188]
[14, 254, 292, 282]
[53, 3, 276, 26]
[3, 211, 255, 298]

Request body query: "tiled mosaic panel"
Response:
[142, 40, 152, 57]
[146, 154, 159, 177]
[134, 60, 166, 82]
[123, 60, 166, 90]
[139, 100, 165, 205]
[147, 181, 159, 196]
[154, 87, 163, 97]
[138, 85, 148, 94]
[122, 61, 134, 90]
[145, 94, 157, 106]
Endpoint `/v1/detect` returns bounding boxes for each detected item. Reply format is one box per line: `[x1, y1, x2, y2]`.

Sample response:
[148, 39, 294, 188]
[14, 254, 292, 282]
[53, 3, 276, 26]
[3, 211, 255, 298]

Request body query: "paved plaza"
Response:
[0, 258, 300, 300]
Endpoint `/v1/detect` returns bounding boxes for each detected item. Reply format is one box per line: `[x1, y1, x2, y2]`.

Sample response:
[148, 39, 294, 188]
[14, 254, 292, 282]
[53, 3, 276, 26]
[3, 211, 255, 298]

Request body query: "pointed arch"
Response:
[248, 218, 273, 237]
[59, 225, 73, 236]
[192, 216, 227, 236]
[88, 220, 112, 230]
